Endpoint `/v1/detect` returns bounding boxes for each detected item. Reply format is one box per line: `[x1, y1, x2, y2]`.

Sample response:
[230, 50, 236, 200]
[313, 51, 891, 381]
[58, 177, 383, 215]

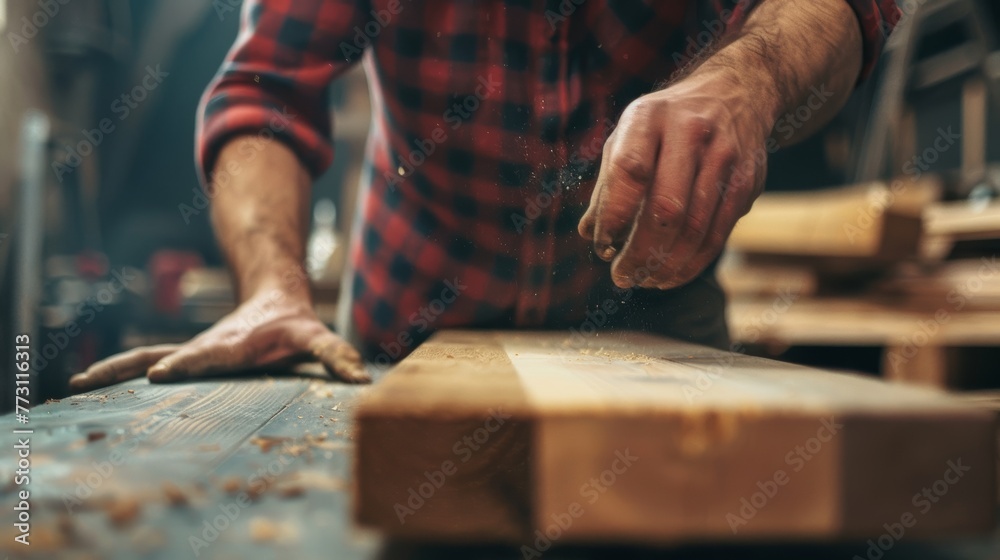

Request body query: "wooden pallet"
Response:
[354, 330, 995, 543]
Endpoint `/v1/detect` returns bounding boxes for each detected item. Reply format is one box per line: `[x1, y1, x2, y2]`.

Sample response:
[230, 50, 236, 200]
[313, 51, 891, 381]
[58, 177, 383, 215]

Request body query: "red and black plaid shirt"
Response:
[197, 0, 899, 359]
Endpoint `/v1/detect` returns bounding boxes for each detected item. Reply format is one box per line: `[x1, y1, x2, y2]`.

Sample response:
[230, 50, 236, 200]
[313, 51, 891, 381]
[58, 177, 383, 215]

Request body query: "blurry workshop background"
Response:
[1, 0, 1000, 409]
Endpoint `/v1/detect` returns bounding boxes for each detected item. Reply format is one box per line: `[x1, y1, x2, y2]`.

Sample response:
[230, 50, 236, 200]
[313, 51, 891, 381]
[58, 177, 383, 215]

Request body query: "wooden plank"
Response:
[882, 344, 951, 388]
[0, 377, 381, 559]
[717, 255, 818, 299]
[728, 296, 1000, 346]
[355, 330, 995, 543]
[871, 259, 1000, 310]
[728, 178, 939, 260]
[925, 202, 1000, 241]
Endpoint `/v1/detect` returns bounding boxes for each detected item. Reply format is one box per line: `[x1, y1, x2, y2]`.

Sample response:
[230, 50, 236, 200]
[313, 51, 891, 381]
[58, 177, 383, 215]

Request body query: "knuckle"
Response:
[610, 149, 654, 183]
[624, 98, 655, 119]
[715, 144, 739, 166]
[647, 194, 686, 226]
[683, 213, 712, 239]
[683, 115, 714, 142]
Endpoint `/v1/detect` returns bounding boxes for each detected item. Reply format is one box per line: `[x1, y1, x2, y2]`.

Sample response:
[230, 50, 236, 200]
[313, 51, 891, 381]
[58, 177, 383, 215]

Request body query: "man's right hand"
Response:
[68, 289, 369, 392]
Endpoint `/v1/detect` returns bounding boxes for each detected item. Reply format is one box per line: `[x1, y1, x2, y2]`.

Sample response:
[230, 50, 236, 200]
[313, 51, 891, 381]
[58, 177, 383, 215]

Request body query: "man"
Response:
[70, 0, 899, 390]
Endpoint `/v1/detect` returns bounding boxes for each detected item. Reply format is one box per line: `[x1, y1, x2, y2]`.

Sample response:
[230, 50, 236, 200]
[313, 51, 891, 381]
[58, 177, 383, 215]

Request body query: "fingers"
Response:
[577, 162, 608, 240]
[610, 120, 711, 288]
[146, 338, 256, 383]
[653, 134, 737, 288]
[590, 102, 660, 260]
[672, 169, 759, 285]
[69, 344, 181, 392]
[307, 332, 370, 384]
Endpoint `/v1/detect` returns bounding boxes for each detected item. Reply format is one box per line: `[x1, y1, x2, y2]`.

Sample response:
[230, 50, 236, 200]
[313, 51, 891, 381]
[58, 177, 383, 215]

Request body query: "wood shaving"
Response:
[249, 517, 299, 543]
[291, 470, 345, 492]
[278, 484, 305, 499]
[106, 497, 141, 527]
[221, 477, 242, 495]
[250, 436, 291, 453]
[162, 482, 187, 506]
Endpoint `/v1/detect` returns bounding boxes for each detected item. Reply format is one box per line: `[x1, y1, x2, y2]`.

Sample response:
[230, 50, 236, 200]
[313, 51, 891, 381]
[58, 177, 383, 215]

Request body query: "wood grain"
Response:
[355, 330, 995, 543]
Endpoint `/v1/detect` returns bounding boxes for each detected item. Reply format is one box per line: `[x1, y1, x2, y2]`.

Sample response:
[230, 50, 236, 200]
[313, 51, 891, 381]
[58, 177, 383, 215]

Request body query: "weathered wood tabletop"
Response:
[2, 346, 1000, 560]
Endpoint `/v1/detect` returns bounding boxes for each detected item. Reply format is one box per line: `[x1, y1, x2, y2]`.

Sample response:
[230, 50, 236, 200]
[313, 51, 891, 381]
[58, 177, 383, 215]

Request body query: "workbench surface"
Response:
[2, 373, 1000, 560]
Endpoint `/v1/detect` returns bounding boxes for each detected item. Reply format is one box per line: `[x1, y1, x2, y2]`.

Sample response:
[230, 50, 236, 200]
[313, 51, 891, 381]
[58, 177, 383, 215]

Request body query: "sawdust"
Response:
[409, 342, 510, 365]
[278, 484, 305, 499]
[309, 381, 337, 399]
[105, 497, 141, 527]
[290, 470, 345, 492]
[250, 435, 291, 453]
[162, 482, 188, 506]
[252, 433, 340, 456]
[221, 477, 242, 495]
[578, 347, 656, 364]
[249, 517, 298, 543]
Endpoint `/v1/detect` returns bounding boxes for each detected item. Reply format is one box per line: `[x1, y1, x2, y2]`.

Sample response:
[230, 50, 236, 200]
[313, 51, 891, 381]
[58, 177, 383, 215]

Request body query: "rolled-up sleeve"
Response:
[840, 0, 901, 80]
[196, 0, 367, 187]
[698, 0, 900, 82]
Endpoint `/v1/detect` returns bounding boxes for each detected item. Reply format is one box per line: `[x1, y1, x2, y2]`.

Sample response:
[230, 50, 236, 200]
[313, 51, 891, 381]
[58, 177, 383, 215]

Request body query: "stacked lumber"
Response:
[724, 175, 1000, 389]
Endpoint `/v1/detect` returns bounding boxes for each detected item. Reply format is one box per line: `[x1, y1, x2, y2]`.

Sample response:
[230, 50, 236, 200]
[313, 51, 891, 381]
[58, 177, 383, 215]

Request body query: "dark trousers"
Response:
[549, 257, 730, 351]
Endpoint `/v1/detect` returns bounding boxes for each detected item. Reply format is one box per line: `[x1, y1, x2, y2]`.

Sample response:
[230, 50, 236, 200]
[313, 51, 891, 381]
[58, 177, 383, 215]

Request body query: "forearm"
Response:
[209, 136, 313, 303]
[693, 0, 863, 146]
